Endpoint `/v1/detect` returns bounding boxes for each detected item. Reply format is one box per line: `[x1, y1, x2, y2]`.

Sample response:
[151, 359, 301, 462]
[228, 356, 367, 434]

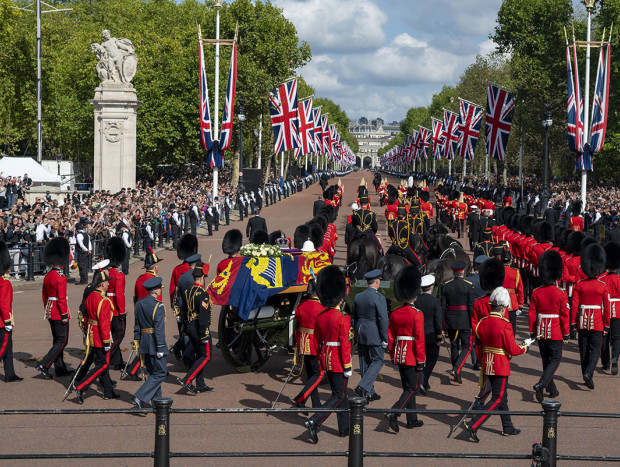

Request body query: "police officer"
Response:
[441, 260, 475, 384]
[189, 199, 200, 235]
[385, 266, 425, 433]
[75, 222, 91, 285]
[131, 276, 167, 409]
[118, 222, 132, 275]
[169, 204, 181, 250]
[177, 262, 213, 394]
[414, 274, 443, 394]
[352, 269, 388, 402]
[213, 197, 221, 231]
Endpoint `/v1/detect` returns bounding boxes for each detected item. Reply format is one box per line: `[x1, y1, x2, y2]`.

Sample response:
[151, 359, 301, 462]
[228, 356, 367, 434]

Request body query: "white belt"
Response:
[325, 341, 341, 347]
[538, 314, 559, 320]
[396, 336, 414, 341]
[580, 305, 601, 311]
[106, 293, 116, 297]
[609, 298, 620, 303]
[47, 297, 58, 301]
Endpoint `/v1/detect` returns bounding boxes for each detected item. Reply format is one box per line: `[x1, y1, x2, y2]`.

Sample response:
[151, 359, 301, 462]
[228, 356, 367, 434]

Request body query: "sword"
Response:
[62, 324, 91, 402]
[451, 398, 477, 435]
[270, 364, 299, 409]
[121, 348, 136, 379]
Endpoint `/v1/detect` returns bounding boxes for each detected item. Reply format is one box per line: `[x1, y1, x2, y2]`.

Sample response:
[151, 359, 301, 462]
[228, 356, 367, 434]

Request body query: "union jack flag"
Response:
[297, 98, 315, 155]
[485, 84, 515, 161]
[199, 39, 218, 167]
[431, 117, 445, 161]
[329, 125, 339, 160]
[408, 131, 418, 162]
[441, 110, 460, 160]
[457, 98, 483, 161]
[219, 43, 237, 152]
[404, 134, 414, 162]
[418, 126, 431, 160]
[313, 107, 322, 154]
[567, 45, 584, 155]
[412, 129, 423, 162]
[268, 79, 300, 153]
[321, 114, 330, 157]
[589, 43, 610, 155]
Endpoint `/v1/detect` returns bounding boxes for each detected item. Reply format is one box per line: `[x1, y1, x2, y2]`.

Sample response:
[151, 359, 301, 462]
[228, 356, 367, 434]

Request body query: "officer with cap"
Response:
[131, 276, 167, 409]
[414, 274, 443, 394]
[352, 268, 389, 402]
[441, 260, 475, 384]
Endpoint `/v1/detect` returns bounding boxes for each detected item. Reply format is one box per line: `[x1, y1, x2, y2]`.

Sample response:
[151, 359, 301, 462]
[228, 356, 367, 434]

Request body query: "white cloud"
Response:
[275, 0, 387, 53]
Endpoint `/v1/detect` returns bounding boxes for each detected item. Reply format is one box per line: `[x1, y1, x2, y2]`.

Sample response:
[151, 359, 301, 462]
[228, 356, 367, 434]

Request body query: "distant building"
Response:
[349, 119, 400, 169]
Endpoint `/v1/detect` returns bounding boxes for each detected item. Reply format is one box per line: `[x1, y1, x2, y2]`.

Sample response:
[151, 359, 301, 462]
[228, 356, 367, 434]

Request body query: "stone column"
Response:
[90, 84, 141, 193]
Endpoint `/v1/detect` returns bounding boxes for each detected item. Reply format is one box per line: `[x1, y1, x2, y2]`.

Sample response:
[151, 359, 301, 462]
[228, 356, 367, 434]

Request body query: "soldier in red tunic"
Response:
[304, 266, 352, 443]
[0, 241, 21, 383]
[493, 245, 524, 337]
[134, 248, 163, 304]
[569, 200, 584, 232]
[291, 280, 324, 411]
[385, 266, 425, 433]
[464, 287, 530, 442]
[601, 242, 620, 375]
[37, 237, 73, 379]
[72, 269, 117, 403]
[571, 244, 611, 389]
[529, 251, 570, 402]
[105, 237, 128, 371]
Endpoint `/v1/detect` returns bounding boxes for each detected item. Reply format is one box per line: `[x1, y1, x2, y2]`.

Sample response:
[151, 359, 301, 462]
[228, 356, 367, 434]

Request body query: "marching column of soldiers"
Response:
[1, 172, 619, 448]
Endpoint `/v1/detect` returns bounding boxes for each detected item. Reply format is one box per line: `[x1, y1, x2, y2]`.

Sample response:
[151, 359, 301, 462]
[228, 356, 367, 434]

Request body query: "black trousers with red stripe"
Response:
[538, 340, 562, 393]
[392, 365, 419, 424]
[0, 328, 16, 378]
[108, 316, 126, 368]
[470, 375, 515, 432]
[181, 323, 211, 389]
[75, 347, 114, 397]
[308, 371, 349, 433]
[40, 320, 69, 372]
[447, 328, 471, 375]
[293, 355, 322, 408]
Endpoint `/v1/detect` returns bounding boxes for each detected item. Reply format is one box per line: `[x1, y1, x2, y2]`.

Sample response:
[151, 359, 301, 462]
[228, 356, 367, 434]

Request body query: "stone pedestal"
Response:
[90, 84, 141, 193]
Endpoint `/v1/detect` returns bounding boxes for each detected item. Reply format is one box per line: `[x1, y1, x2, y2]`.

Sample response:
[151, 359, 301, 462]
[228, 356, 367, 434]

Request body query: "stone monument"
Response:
[90, 30, 141, 193]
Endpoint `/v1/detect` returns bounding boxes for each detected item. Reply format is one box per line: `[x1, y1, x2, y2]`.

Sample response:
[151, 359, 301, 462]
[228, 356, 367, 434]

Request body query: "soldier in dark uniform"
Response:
[478, 211, 496, 244]
[386, 206, 423, 268]
[474, 227, 495, 261]
[131, 276, 167, 409]
[105, 237, 128, 371]
[349, 204, 382, 255]
[171, 253, 202, 365]
[467, 205, 481, 251]
[385, 266, 425, 433]
[441, 260, 475, 384]
[414, 274, 443, 394]
[177, 262, 213, 394]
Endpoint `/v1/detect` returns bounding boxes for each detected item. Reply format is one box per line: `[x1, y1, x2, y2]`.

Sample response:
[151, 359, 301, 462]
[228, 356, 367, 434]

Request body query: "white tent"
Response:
[0, 156, 61, 185]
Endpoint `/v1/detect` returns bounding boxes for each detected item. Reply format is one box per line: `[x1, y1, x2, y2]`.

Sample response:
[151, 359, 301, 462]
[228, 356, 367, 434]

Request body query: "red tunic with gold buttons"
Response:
[84, 290, 113, 348]
[475, 312, 526, 376]
[42, 268, 70, 321]
[169, 262, 190, 307]
[385, 201, 400, 221]
[503, 266, 524, 312]
[569, 216, 584, 231]
[294, 298, 323, 356]
[601, 272, 620, 319]
[388, 303, 425, 366]
[106, 267, 126, 317]
[134, 271, 162, 303]
[571, 278, 611, 332]
[528, 285, 570, 340]
[314, 307, 352, 373]
[0, 275, 13, 328]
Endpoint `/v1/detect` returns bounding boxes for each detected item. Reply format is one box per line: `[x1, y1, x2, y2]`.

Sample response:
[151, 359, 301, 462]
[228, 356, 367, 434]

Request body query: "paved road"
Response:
[2, 171, 619, 466]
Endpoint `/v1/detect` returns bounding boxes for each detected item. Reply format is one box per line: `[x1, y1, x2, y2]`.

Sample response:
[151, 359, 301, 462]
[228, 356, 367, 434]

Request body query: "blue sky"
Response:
[273, 0, 503, 123]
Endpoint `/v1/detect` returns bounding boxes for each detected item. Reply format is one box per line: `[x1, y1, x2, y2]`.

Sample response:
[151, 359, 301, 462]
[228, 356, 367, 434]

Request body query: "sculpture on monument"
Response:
[90, 30, 138, 85]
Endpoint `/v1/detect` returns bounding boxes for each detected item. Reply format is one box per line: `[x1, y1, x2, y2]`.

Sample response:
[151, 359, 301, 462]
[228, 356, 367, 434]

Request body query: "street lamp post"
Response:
[541, 104, 553, 217]
[238, 100, 245, 191]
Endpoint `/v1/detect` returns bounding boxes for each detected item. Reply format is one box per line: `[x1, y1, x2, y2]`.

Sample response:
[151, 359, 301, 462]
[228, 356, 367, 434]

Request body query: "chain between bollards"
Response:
[154, 398, 173, 467]
[348, 396, 365, 467]
[541, 399, 560, 467]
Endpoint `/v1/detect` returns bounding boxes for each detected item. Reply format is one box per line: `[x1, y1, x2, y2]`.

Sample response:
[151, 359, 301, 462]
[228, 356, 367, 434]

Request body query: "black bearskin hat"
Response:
[323, 190, 332, 200]
[320, 205, 336, 223]
[316, 265, 347, 308]
[0, 241, 10, 275]
[294, 225, 311, 249]
[512, 214, 522, 232]
[605, 242, 620, 271]
[579, 236, 596, 255]
[406, 187, 417, 199]
[177, 233, 198, 260]
[387, 185, 399, 205]
[521, 216, 534, 236]
[419, 191, 430, 202]
[479, 258, 505, 292]
[394, 265, 421, 301]
[539, 250, 564, 285]
[559, 229, 572, 252]
[503, 207, 515, 227]
[581, 243, 606, 278]
[222, 229, 243, 255]
[269, 230, 285, 246]
[314, 214, 328, 232]
[567, 231, 585, 255]
[250, 229, 269, 245]
[44, 237, 70, 266]
[308, 222, 325, 250]
[535, 221, 554, 244]
[572, 200, 582, 216]
[105, 236, 126, 267]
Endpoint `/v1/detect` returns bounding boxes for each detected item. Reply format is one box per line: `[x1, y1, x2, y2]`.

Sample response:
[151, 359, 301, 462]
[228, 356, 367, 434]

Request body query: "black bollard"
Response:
[153, 397, 173, 467]
[348, 396, 365, 467]
[541, 399, 560, 467]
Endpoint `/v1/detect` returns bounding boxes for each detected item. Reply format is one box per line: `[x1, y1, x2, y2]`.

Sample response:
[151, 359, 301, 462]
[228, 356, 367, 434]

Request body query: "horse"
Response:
[346, 237, 380, 282]
[426, 233, 471, 276]
[377, 254, 408, 281]
[372, 176, 381, 194]
[319, 177, 328, 192]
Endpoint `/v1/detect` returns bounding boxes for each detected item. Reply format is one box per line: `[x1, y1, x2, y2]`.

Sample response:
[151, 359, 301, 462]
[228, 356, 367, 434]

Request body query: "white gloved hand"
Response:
[522, 337, 536, 347]
[175, 315, 182, 323]
[516, 309, 522, 316]
[381, 341, 388, 349]
[156, 352, 164, 359]
[344, 370, 352, 378]
[4, 325, 12, 332]
[104, 346, 110, 352]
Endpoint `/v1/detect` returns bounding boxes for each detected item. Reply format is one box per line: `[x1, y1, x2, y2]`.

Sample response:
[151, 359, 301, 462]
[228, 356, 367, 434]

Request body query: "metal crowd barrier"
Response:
[1, 398, 619, 466]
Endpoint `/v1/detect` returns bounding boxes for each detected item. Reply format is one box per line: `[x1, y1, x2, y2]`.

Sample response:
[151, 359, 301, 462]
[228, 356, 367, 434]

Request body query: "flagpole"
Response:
[463, 158, 467, 180]
[258, 113, 263, 169]
[581, 1, 594, 212]
[212, 0, 222, 199]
